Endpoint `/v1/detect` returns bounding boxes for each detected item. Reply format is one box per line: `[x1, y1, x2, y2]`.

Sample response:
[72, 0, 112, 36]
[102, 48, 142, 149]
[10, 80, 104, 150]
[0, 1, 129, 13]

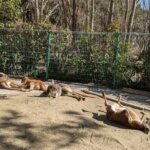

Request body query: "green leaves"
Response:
[0, 0, 21, 23]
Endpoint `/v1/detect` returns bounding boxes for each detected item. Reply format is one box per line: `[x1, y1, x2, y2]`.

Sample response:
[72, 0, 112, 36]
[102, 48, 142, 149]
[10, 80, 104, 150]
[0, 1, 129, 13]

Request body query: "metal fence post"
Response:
[113, 32, 120, 88]
[46, 31, 51, 80]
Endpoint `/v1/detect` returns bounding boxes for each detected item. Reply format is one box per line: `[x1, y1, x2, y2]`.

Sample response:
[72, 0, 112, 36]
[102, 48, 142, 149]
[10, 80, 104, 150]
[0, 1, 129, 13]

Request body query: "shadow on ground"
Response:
[43, 110, 104, 149]
[0, 109, 40, 150]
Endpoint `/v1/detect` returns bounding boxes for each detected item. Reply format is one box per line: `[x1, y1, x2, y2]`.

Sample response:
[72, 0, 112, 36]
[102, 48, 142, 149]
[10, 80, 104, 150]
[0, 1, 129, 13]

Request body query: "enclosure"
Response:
[0, 28, 149, 91]
[0, 83, 150, 150]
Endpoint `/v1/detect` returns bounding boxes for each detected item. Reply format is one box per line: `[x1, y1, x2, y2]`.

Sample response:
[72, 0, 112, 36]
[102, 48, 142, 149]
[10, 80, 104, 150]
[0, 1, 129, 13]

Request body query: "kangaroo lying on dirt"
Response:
[103, 92, 150, 133]
[0, 72, 26, 91]
[21, 74, 47, 91]
[41, 80, 96, 100]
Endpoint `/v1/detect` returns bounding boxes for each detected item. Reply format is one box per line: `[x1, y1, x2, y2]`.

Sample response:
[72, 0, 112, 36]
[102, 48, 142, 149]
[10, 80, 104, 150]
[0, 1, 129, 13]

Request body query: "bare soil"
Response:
[0, 83, 150, 150]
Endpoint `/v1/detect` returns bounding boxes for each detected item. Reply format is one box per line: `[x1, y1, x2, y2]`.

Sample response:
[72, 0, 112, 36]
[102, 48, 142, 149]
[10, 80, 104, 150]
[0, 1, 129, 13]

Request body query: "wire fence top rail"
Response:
[0, 28, 149, 35]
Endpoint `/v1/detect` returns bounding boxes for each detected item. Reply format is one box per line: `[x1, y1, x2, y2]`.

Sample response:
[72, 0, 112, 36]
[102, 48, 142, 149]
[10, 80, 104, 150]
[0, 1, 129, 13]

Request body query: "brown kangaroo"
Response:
[21, 74, 47, 91]
[103, 92, 150, 133]
[0, 73, 26, 91]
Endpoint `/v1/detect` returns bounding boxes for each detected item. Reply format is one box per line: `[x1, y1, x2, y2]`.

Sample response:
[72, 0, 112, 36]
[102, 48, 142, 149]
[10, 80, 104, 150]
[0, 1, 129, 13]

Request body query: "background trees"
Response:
[0, 0, 21, 27]
[0, 0, 149, 32]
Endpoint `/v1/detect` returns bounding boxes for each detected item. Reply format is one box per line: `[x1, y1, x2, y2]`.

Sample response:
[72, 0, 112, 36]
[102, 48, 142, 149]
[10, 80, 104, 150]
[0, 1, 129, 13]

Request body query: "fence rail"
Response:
[0, 28, 149, 91]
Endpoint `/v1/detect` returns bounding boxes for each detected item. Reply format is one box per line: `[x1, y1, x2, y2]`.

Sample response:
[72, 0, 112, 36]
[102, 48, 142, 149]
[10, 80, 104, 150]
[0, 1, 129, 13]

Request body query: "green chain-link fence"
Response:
[0, 28, 149, 91]
[117, 32, 150, 91]
[49, 31, 115, 85]
[0, 29, 48, 78]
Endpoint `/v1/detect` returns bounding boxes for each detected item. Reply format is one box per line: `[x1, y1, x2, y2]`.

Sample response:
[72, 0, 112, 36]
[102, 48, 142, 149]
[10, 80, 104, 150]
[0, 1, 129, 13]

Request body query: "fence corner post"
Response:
[46, 31, 52, 80]
[113, 32, 120, 88]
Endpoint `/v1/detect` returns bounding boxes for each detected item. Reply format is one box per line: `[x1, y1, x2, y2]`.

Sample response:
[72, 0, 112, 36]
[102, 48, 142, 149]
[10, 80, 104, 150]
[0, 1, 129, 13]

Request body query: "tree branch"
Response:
[43, 3, 60, 23]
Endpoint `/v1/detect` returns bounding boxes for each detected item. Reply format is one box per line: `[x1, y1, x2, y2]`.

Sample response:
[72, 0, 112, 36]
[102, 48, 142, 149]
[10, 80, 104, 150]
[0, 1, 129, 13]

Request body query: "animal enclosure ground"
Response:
[0, 82, 150, 150]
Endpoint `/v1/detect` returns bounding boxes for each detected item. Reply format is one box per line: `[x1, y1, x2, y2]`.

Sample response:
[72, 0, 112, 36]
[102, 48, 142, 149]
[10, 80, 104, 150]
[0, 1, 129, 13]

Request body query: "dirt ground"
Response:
[0, 82, 150, 150]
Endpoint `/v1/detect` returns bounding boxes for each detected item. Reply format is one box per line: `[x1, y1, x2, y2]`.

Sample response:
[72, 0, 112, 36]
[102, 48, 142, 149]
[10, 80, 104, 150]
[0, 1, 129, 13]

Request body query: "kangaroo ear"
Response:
[118, 93, 121, 103]
[51, 79, 55, 84]
[48, 79, 55, 85]
[102, 92, 106, 98]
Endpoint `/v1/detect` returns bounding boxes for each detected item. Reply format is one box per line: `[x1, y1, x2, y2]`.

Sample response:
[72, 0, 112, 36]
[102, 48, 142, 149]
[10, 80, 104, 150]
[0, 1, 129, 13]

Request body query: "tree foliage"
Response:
[0, 0, 149, 33]
[0, 0, 21, 25]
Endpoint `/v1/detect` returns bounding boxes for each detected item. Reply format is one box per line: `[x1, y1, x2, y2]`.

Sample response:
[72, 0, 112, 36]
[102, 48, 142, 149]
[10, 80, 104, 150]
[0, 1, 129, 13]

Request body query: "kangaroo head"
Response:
[21, 74, 29, 84]
[47, 84, 59, 98]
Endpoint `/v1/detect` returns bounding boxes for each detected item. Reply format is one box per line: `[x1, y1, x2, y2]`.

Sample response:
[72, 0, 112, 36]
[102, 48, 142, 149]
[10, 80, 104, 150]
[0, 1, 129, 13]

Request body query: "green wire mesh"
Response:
[0, 28, 149, 91]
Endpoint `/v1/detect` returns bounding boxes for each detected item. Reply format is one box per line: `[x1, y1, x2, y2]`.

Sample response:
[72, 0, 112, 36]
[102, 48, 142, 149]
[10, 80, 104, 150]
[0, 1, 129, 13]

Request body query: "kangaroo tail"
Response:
[73, 91, 97, 98]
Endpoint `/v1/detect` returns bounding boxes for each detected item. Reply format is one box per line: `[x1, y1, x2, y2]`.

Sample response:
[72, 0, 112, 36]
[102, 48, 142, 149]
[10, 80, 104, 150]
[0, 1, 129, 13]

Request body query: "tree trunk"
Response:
[61, 0, 68, 28]
[147, 2, 150, 33]
[127, 0, 138, 41]
[124, 0, 129, 33]
[40, 0, 48, 22]
[72, 0, 77, 31]
[85, 0, 90, 32]
[35, 0, 40, 23]
[90, 0, 94, 32]
[107, 0, 115, 25]
[145, 1, 150, 33]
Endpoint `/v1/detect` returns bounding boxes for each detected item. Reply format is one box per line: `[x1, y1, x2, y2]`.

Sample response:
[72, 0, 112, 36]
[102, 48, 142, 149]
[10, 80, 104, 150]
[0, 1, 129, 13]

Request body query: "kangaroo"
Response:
[41, 82, 62, 98]
[21, 74, 47, 91]
[103, 92, 150, 133]
[0, 73, 26, 91]
[41, 81, 97, 100]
